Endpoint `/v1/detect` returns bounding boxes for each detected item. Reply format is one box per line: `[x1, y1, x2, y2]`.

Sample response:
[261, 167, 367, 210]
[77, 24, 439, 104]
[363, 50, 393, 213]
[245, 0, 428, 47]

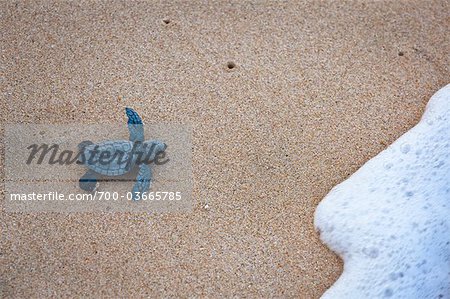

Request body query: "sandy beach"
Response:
[1, 1, 449, 297]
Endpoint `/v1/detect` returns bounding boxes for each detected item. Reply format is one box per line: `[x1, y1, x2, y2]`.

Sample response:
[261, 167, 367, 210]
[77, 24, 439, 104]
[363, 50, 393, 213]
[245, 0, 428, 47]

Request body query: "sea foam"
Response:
[315, 84, 450, 298]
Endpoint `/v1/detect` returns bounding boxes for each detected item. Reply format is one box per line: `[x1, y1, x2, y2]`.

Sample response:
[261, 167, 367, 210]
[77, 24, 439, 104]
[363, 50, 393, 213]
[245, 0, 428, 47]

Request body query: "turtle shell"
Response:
[82, 140, 135, 176]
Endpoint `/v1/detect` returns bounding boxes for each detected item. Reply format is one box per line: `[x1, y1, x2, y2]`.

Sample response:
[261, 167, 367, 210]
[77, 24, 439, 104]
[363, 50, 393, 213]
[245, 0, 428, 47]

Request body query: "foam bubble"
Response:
[315, 84, 450, 298]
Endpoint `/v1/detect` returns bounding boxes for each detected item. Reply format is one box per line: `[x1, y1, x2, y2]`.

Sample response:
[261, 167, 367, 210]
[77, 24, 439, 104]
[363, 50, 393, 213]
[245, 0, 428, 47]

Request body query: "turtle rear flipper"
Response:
[78, 140, 94, 150]
[77, 140, 93, 164]
[79, 169, 98, 192]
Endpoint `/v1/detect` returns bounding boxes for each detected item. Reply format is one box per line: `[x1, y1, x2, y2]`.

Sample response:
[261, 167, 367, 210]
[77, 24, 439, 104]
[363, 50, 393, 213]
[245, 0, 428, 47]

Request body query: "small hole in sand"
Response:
[227, 62, 236, 69]
[163, 18, 170, 24]
[398, 51, 404, 56]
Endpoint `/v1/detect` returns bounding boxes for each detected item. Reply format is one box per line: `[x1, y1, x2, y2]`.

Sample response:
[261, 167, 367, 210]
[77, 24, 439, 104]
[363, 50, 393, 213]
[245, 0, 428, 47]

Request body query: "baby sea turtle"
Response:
[78, 108, 166, 200]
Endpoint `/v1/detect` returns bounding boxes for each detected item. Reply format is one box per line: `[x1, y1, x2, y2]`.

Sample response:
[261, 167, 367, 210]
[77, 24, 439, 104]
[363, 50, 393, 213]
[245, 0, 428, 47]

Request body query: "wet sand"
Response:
[1, 1, 449, 297]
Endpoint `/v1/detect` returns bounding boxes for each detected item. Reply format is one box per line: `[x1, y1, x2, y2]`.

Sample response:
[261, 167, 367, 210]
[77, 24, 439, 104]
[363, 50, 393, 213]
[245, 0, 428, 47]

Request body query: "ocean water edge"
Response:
[315, 84, 450, 298]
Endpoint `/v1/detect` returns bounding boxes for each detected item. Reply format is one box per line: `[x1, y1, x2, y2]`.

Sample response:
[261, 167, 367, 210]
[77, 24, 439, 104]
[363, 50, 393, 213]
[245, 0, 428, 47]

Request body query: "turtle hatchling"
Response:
[77, 108, 167, 200]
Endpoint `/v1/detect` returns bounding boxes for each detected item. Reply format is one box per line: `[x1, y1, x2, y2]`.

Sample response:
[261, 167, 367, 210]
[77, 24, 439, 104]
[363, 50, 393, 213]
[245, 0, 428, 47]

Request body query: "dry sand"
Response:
[1, 1, 449, 298]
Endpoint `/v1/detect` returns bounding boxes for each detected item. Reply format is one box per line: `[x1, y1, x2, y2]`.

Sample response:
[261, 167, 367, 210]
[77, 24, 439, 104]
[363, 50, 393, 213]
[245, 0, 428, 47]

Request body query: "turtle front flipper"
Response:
[79, 169, 98, 192]
[131, 164, 152, 200]
[125, 107, 144, 143]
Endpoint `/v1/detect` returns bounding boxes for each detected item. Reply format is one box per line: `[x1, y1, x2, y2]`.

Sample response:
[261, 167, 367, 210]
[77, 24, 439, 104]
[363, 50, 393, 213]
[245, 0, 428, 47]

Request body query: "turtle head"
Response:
[142, 140, 167, 161]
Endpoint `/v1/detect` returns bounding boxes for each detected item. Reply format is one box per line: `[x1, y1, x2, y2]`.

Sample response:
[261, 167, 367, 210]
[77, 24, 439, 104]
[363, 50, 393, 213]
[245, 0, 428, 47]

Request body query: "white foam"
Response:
[315, 84, 450, 298]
